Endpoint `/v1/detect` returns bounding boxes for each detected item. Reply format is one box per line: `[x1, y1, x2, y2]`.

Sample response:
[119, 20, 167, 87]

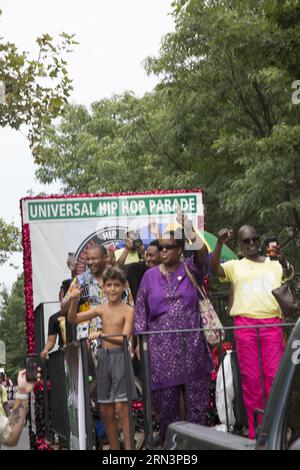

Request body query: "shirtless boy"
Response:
[68, 266, 137, 450]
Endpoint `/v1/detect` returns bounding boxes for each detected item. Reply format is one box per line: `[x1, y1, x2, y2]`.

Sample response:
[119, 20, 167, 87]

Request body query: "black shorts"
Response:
[97, 348, 138, 404]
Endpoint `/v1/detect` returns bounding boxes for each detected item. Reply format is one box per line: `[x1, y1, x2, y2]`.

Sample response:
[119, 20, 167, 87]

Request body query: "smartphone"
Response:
[133, 239, 143, 249]
[67, 252, 77, 271]
[26, 354, 39, 383]
[266, 237, 278, 260]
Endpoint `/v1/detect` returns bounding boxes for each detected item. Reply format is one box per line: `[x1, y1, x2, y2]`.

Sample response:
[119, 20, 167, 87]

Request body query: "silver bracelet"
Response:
[15, 392, 29, 401]
[283, 263, 294, 282]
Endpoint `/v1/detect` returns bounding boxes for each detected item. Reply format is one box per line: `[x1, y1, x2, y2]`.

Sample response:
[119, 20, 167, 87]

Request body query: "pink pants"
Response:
[234, 316, 285, 439]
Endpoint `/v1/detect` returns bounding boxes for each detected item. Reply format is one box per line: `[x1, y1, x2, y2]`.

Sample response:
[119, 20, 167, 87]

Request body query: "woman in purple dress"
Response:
[134, 225, 213, 441]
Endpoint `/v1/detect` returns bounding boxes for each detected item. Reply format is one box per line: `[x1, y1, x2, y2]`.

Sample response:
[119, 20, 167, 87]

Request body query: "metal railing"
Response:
[136, 321, 296, 449]
[46, 349, 70, 445]
[35, 298, 296, 450]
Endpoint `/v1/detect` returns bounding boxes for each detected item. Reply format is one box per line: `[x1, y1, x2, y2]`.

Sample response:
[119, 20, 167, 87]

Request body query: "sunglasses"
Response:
[241, 236, 260, 245]
[158, 243, 178, 251]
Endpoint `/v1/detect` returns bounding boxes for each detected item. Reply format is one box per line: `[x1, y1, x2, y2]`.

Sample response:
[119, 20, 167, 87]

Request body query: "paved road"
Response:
[2, 425, 30, 450]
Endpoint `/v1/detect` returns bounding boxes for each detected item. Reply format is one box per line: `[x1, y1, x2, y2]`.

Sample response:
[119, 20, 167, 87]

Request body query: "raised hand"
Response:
[17, 367, 42, 394]
[217, 228, 233, 244]
[125, 237, 134, 251]
[69, 280, 81, 302]
[137, 242, 145, 257]
[176, 209, 188, 228]
[176, 209, 194, 238]
[148, 219, 161, 239]
[67, 253, 77, 272]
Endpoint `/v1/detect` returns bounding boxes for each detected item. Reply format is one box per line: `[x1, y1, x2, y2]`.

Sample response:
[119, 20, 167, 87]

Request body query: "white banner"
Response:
[21, 190, 204, 310]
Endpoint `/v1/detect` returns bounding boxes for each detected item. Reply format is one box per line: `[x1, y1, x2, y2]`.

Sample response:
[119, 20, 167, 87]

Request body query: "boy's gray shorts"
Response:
[97, 347, 138, 404]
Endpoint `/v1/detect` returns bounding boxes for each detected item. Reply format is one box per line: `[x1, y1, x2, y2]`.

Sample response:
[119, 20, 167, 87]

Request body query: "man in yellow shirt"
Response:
[115, 230, 145, 267]
[210, 225, 293, 439]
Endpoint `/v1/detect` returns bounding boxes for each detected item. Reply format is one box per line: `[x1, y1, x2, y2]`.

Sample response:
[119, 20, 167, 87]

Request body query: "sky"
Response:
[0, 0, 174, 289]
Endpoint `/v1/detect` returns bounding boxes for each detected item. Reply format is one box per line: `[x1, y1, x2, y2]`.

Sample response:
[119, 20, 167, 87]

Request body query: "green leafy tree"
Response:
[0, 9, 76, 264]
[148, 0, 300, 271]
[144, 1, 300, 236]
[0, 9, 76, 160]
[0, 275, 26, 382]
[36, 89, 201, 193]
[0, 219, 20, 265]
[36, 0, 300, 272]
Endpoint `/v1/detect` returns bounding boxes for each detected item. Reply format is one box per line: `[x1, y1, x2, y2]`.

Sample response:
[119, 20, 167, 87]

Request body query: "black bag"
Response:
[271, 283, 299, 318]
[230, 351, 248, 429]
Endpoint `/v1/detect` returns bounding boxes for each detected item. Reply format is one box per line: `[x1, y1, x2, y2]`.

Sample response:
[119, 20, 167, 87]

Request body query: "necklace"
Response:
[159, 262, 181, 278]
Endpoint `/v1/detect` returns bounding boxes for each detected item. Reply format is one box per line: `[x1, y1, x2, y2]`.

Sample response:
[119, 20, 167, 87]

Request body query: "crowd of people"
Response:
[0, 373, 15, 402]
[61, 219, 293, 449]
[1, 217, 294, 449]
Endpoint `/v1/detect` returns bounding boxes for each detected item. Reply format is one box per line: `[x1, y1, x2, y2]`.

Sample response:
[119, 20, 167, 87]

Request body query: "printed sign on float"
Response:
[21, 190, 204, 310]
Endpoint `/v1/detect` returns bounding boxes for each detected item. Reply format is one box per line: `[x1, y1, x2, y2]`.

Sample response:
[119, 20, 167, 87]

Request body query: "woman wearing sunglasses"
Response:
[210, 225, 293, 440]
[134, 221, 213, 443]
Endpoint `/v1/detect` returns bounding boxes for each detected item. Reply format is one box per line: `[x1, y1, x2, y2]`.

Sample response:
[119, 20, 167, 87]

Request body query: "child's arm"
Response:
[122, 307, 134, 341]
[74, 307, 101, 324]
[124, 308, 135, 358]
[61, 277, 80, 315]
[68, 289, 102, 324]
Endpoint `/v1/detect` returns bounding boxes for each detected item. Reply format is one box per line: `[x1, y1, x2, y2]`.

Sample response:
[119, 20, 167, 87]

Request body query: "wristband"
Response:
[16, 392, 29, 401]
[283, 263, 294, 282]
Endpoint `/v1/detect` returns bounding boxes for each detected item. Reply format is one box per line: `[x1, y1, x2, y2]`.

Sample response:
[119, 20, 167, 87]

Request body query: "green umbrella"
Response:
[197, 230, 238, 261]
[165, 222, 237, 261]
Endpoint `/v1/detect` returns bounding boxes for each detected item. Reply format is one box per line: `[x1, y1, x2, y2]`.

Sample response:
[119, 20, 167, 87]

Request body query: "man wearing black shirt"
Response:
[40, 279, 72, 360]
[126, 240, 161, 302]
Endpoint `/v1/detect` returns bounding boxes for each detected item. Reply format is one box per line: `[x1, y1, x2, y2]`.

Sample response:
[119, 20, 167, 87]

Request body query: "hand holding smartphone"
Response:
[67, 252, 77, 272]
[25, 354, 39, 383]
[266, 237, 279, 260]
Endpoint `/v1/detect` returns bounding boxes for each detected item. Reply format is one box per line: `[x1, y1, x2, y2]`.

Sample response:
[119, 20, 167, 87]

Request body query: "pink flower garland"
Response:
[21, 222, 35, 353]
[36, 438, 52, 451]
[20, 188, 203, 203]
